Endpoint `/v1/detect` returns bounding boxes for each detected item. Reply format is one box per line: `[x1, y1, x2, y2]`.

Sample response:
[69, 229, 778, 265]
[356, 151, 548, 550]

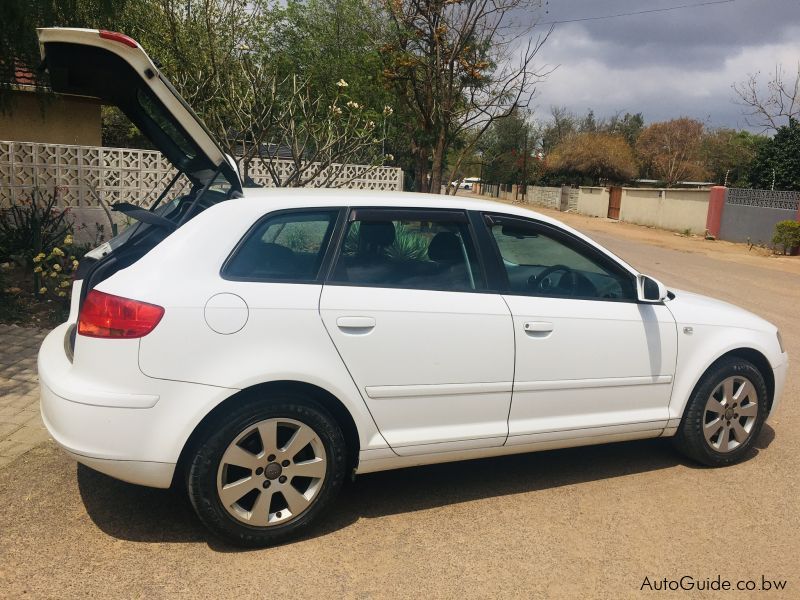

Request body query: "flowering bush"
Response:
[33, 234, 80, 303]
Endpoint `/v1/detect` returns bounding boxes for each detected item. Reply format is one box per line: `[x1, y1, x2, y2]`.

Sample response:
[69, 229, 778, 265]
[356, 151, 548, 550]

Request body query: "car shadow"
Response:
[77, 426, 776, 551]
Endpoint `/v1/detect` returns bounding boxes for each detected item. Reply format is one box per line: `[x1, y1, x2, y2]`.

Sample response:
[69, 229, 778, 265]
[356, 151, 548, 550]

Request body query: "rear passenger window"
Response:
[329, 212, 485, 292]
[224, 210, 338, 281]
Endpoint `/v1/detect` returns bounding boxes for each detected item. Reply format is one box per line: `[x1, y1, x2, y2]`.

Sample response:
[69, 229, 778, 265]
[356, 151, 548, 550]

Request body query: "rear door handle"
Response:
[523, 321, 553, 335]
[336, 316, 376, 333]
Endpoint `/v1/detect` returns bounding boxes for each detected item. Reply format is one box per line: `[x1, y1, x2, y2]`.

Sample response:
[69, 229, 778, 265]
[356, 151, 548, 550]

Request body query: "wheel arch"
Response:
[679, 347, 775, 420]
[173, 380, 361, 488]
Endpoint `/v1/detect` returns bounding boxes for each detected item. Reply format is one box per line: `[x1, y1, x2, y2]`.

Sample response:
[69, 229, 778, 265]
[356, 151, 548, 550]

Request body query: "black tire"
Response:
[673, 357, 768, 467]
[187, 393, 347, 547]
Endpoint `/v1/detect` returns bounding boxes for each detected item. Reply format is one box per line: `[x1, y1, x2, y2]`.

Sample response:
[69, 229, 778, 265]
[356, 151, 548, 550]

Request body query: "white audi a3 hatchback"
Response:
[37, 29, 788, 547]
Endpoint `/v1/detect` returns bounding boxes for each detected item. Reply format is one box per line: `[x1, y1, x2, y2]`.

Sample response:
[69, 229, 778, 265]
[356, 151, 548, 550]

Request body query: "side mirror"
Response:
[637, 274, 668, 303]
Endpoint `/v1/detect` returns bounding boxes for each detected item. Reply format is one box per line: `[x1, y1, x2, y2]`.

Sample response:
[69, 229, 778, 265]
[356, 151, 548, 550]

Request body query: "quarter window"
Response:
[489, 219, 635, 300]
[224, 210, 338, 281]
[329, 212, 485, 292]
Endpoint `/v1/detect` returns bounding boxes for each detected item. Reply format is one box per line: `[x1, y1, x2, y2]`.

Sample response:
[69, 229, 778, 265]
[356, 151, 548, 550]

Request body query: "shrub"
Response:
[0, 188, 72, 266]
[772, 220, 800, 255]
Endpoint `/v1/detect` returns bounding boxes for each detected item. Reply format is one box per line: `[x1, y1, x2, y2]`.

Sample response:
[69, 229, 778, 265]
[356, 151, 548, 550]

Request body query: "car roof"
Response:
[241, 187, 562, 226]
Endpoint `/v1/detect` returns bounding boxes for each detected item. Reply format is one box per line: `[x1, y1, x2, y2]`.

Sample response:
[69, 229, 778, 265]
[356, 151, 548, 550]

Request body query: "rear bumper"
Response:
[40, 379, 177, 488]
[38, 323, 237, 489]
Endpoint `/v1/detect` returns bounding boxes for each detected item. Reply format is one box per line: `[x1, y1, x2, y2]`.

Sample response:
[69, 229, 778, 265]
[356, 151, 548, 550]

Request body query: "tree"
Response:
[540, 105, 577, 153]
[479, 108, 539, 185]
[546, 132, 636, 185]
[635, 118, 708, 186]
[380, 0, 551, 193]
[701, 128, 766, 187]
[733, 62, 800, 132]
[122, 0, 387, 185]
[0, 0, 129, 109]
[607, 111, 644, 147]
[748, 118, 800, 191]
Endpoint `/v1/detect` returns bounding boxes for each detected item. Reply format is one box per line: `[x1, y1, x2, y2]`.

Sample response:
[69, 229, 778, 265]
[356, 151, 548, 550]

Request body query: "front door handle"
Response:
[523, 321, 553, 335]
[336, 316, 376, 333]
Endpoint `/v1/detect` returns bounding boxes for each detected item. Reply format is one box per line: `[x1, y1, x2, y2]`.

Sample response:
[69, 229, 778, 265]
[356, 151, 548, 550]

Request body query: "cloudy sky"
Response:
[524, 0, 800, 129]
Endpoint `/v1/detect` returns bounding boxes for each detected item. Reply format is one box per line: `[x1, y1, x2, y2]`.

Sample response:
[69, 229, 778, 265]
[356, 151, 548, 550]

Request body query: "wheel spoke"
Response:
[731, 420, 750, 444]
[219, 476, 258, 507]
[706, 398, 725, 415]
[717, 426, 730, 452]
[257, 420, 278, 455]
[704, 418, 723, 443]
[281, 484, 311, 515]
[722, 379, 735, 404]
[221, 444, 260, 470]
[738, 402, 758, 418]
[248, 489, 274, 527]
[282, 424, 316, 457]
[733, 380, 756, 404]
[291, 457, 326, 479]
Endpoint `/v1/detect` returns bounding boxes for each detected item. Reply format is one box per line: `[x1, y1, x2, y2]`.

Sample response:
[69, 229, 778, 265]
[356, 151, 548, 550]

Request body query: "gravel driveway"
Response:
[1, 207, 797, 599]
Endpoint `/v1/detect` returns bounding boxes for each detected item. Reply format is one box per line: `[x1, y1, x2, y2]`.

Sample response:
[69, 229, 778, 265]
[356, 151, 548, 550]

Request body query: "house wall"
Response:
[577, 187, 609, 217]
[619, 188, 709, 234]
[0, 90, 101, 146]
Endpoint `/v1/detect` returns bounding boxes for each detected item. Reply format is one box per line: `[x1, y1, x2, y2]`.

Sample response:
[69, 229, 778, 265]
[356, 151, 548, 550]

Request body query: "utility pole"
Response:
[521, 123, 528, 202]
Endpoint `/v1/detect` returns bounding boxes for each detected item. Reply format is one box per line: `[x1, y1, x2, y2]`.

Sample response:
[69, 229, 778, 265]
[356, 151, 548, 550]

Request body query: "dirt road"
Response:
[1, 207, 797, 599]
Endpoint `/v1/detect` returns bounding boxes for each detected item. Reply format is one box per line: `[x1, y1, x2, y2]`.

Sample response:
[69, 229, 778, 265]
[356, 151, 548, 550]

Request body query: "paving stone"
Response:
[0, 325, 51, 467]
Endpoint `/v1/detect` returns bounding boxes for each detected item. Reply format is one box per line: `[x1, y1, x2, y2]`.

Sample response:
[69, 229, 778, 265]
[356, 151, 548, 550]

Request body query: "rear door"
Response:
[37, 27, 241, 192]
[319, 208, 515, 455]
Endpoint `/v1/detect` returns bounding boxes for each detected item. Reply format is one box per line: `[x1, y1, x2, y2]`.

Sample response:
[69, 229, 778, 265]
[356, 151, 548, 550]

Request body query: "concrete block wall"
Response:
[618, 188, 709, 234]
[577, 187, 609, 217]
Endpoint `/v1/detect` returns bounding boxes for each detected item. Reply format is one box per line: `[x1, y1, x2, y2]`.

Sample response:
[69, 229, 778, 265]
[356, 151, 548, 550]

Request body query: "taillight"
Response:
[99, 30, 139, 48]
[78, 290, 164, 339]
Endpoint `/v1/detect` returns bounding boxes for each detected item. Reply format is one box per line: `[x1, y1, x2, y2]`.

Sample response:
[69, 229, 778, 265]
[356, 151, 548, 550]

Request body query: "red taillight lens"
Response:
[99, 30, 139, 48]
[78, 290, 164, 339]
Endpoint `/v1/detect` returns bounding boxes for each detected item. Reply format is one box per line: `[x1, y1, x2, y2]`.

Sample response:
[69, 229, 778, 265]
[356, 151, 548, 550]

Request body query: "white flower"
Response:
[346, 101, 361, 109]
[385, 153, 394, 161]
[336, 79, 348, 88]
[329, 105, 343, 116]
[383, 105, 394, 116]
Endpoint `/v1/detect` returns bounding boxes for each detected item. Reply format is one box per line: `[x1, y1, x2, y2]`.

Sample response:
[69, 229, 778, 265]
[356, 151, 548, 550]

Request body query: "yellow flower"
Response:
[33, 253, 46, 263]
[39, 287, 47, 295]
[33, 266, 43, 273]
[52, 264, 62, 272]
[60, 280, 70, 288]
[58, 291, 67, 297]
[52, 248, 65, 257]
[50, 272, 58, 278]
[72, 260, 79, 269]
[63, 235, 74, 245]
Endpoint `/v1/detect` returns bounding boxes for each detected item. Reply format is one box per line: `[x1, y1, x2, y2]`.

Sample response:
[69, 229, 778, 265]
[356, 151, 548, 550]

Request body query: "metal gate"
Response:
[607, 186, 622, 219]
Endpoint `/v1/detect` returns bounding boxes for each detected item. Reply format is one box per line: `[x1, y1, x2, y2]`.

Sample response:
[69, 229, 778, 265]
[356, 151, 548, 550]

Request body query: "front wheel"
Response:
[187, 395, 347, 547]
[674, 357, 768, 467]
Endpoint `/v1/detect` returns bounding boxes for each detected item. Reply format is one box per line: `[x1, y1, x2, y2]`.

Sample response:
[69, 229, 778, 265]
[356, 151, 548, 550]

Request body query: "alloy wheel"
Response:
[703, 376, 759, 453]
[216, 418, 327, 527]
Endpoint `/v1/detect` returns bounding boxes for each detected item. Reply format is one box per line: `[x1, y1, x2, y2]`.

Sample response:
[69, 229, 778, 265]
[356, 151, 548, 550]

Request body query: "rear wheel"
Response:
[674, 357, 768, 467]
[187, 395, 347, 547]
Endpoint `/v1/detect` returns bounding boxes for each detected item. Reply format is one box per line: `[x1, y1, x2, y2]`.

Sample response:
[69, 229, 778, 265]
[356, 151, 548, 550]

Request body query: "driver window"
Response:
[489, 220, 635, 300]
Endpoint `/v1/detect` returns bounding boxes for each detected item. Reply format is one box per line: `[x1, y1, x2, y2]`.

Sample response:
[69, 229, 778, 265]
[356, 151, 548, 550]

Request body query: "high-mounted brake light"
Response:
[78, 290, 164, 339]
[99, 30, 139, 48]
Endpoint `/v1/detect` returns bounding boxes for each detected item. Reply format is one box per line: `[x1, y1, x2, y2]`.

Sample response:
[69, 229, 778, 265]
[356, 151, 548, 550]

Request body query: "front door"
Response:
[483, 214, 677, 446]
[319, 208, 515, 455]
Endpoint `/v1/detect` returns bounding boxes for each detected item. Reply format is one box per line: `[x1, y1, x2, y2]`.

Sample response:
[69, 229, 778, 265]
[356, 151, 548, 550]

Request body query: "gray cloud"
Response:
[527, 0, 800, 128]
